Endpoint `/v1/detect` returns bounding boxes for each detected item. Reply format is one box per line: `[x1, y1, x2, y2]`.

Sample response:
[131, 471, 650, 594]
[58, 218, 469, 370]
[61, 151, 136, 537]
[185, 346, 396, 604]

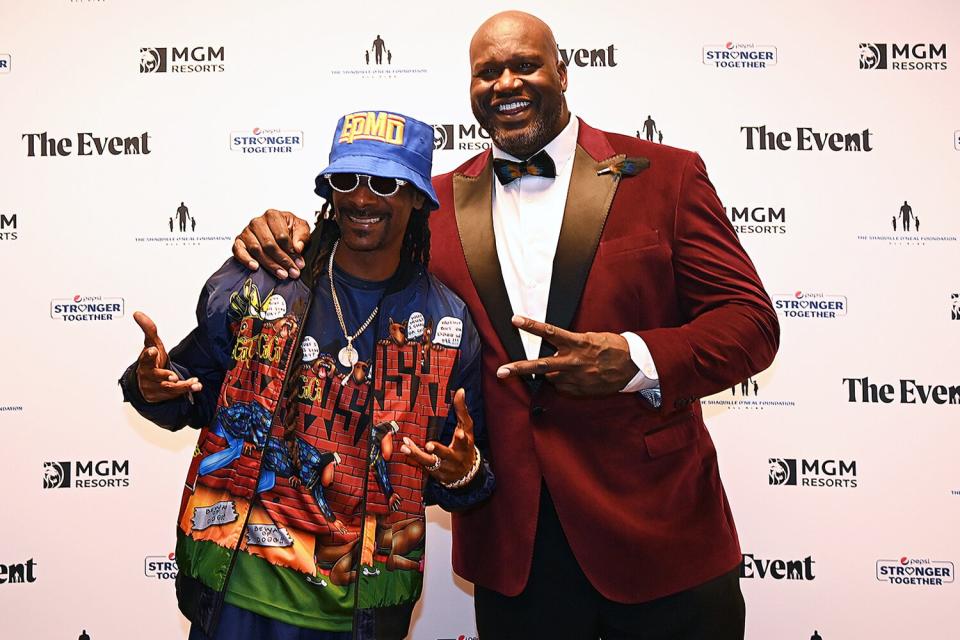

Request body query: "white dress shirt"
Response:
[491, 115, 659, 393]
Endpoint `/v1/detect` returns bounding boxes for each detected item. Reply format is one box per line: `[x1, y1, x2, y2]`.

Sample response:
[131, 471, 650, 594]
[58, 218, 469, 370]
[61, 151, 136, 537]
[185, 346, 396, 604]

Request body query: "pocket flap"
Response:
[644, 414, 699, 458]
[599, 230, 660, 257]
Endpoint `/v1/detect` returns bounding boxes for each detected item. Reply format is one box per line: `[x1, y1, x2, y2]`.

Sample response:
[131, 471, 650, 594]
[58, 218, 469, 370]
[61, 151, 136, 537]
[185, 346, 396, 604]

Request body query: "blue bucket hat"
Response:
[314, 110, 439, 211]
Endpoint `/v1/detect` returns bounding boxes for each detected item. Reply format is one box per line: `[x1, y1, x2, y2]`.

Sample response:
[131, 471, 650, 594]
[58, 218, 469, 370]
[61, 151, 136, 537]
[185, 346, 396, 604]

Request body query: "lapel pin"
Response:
[597, 156, 650, 177]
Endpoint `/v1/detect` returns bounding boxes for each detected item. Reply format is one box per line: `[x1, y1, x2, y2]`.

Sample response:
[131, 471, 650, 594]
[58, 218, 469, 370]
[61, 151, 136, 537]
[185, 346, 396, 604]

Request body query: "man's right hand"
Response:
[233, 209, 311, 280]
[133, 311, 201, 403]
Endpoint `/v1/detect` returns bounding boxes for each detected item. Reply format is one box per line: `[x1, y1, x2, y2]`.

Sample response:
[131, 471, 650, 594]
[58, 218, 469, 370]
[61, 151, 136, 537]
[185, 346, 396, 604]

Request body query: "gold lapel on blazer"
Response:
[537, 147, 625, 357]
[452, 161, 528, 369]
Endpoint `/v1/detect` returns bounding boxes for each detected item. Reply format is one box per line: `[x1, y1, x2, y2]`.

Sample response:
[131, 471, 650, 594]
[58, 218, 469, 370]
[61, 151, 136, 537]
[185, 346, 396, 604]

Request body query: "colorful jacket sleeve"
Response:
[423, 308, 496, 511]
[118, 259, 245, 431]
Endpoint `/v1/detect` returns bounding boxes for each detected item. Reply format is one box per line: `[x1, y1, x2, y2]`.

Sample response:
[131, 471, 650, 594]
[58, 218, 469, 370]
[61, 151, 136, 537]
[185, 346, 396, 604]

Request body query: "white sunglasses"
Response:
[325, 173, 408, 197]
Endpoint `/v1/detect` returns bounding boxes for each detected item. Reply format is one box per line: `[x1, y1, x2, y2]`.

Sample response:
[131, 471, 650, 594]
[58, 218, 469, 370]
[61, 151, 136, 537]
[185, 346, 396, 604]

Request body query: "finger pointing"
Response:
[511, 315, 582, 346]
[134, 311, 160, 347]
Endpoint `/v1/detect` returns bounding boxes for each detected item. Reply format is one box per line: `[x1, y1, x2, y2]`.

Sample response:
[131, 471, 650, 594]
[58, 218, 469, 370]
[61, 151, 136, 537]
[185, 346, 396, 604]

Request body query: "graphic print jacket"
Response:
[120, 256, 494, 639]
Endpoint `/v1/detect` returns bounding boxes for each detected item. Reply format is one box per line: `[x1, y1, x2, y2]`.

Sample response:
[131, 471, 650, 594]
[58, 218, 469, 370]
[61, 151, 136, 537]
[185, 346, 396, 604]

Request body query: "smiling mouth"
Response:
[342, 210, 386, 226]
[495, 100, 532, 116]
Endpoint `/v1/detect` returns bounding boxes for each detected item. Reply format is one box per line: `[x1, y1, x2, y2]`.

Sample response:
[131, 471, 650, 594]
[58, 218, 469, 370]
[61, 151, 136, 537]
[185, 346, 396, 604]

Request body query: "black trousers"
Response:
[474, 486, 745, 640]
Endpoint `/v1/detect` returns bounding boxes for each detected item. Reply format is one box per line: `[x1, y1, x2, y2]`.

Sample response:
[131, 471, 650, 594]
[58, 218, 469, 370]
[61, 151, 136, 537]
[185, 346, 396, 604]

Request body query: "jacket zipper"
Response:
[351, 305, 385, 640]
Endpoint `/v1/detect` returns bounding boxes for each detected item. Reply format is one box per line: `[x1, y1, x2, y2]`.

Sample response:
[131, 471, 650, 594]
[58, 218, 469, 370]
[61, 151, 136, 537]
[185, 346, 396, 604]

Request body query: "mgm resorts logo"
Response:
[0, 212, 17, 241]
[742, 125, 873, 152]
[50, 295, 124, 322]
[741, 553, 815, 581]
[877, 557, 954, 586]
[859, 43, 947, 71]
[769, 457, 858, 488]
[144, 553, 178, 580]
[703, 43, 777, 69]
[843, 377, 960, 405]
[725, 205, 785, 234]
[433, 124, 491, 152]
[1, 558, 38, 584]
[140, 46, 225, 73]
[43, 460, 130, 489]
[772, 292, 847, 319]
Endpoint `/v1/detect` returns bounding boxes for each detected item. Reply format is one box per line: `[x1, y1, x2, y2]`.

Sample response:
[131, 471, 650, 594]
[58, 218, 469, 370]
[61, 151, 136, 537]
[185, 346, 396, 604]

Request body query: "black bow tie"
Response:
[492, 150, 557, 185]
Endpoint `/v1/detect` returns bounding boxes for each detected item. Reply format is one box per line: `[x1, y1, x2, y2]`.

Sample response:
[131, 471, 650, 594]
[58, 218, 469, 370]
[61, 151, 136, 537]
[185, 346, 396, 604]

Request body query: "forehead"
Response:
[470, 20, 554, 65]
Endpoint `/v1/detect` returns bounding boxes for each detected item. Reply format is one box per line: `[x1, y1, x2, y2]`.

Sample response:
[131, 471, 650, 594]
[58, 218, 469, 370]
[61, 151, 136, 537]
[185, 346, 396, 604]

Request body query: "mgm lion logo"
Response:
[768, 458, 795, 486]
[140, 47, 166, 73]
[432, 124, 452, 151]
[859, 43, 886, 70]
[43, 461, 70, 489]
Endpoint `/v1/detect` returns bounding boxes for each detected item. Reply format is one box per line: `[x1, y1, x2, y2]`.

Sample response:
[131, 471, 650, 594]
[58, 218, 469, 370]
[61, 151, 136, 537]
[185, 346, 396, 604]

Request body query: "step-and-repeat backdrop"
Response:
[1, 1, 958, 638]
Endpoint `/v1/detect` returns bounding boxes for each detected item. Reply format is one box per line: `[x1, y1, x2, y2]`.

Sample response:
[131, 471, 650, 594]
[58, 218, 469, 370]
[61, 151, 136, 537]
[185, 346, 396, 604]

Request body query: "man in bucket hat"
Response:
[120, 110, 494, 640]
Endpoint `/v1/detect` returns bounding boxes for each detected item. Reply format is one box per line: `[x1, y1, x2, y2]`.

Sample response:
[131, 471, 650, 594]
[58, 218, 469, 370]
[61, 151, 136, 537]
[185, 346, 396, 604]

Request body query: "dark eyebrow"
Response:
[473, 51, 546, 71]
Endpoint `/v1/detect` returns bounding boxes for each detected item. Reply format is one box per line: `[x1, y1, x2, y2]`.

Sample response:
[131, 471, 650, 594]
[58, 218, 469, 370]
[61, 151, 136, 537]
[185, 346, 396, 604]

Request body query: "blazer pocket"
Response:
[599, 230, 661, 258]
[644, 413, 700, 458]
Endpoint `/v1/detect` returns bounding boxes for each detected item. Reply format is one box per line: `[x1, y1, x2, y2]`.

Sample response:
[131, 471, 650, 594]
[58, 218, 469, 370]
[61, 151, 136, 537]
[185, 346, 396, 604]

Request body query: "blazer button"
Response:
[531, 405, 547, 417]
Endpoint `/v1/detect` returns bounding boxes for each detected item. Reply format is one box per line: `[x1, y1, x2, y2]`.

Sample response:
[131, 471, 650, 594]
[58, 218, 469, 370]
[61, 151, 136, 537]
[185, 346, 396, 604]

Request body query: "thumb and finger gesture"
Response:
[133, 311, 201, 403]
[400, 388, 477, 484]
[496, 315, 637, 396]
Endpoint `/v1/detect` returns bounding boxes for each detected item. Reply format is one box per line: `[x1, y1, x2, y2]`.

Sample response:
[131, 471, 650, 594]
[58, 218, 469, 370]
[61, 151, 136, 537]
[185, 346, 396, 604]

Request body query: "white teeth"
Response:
[347, 214, 383, 224]
[497, 101, 530, 112]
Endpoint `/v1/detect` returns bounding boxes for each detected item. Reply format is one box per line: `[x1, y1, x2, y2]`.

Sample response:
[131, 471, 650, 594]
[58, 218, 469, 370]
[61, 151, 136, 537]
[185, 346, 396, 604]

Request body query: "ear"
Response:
[557, 59, 568, 93]
[410, 189, 426, 210]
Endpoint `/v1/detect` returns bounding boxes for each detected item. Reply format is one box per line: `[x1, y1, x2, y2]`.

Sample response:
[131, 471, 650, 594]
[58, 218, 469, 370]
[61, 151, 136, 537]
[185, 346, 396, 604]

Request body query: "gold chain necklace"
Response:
[328, 240, 380, 367]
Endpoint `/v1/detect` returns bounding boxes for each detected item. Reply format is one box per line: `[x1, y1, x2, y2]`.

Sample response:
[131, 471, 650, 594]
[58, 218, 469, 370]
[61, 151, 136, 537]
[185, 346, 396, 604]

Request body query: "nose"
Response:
[494, 68, 522, 93]
[342, 181, 380, 209]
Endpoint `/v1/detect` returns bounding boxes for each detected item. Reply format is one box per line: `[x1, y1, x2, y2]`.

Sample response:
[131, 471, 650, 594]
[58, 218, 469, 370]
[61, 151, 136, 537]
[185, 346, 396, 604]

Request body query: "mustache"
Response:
[335, 205, 390, 219]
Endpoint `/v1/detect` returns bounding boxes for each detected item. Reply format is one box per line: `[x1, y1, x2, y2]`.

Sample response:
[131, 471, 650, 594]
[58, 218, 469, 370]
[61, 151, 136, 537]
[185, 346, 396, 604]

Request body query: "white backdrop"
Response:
[1, 1, 958, 638]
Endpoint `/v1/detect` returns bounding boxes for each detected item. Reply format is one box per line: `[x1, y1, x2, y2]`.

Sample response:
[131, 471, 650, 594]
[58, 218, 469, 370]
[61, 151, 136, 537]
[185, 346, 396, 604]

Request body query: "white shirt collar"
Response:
[491, 114, 579, 172]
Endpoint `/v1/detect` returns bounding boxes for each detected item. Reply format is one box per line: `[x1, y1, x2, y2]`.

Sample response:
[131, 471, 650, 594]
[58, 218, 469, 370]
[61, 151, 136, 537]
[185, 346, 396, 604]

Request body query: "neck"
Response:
[333, 243, 401, 281]
[555, 109, 572, 137]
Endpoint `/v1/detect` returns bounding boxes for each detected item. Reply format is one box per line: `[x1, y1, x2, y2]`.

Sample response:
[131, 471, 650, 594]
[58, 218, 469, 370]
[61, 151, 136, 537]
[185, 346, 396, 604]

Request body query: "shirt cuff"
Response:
[619, 332, 660, 393]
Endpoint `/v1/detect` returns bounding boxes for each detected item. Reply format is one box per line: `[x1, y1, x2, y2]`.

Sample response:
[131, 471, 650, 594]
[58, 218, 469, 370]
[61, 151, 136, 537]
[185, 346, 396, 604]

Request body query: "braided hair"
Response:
[307, 197, 431, 284]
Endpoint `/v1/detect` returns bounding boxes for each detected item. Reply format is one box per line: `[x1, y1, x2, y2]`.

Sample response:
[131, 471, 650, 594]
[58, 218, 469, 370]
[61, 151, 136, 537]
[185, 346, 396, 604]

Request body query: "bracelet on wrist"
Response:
[440, 445, 482, 490]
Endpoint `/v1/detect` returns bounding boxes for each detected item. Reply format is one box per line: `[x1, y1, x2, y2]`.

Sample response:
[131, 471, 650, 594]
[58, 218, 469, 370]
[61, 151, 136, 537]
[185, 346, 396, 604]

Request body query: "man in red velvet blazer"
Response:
[234, 11, 778, 639]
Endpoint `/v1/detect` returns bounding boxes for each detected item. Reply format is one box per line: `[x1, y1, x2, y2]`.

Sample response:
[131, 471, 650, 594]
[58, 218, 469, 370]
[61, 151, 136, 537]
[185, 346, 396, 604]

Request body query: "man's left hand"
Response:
[400, 388, 477, 484]
[496, 315, 639, 396]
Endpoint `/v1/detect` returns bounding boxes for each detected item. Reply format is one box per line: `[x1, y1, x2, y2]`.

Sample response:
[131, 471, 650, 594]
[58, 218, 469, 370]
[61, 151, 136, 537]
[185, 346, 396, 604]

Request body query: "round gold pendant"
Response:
[338, 345, 358, 368]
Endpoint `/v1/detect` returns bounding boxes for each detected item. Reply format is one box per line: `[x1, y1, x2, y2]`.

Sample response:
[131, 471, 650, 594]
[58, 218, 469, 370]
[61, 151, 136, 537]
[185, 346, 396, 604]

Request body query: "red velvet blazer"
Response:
[428, 119, 780, 603]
